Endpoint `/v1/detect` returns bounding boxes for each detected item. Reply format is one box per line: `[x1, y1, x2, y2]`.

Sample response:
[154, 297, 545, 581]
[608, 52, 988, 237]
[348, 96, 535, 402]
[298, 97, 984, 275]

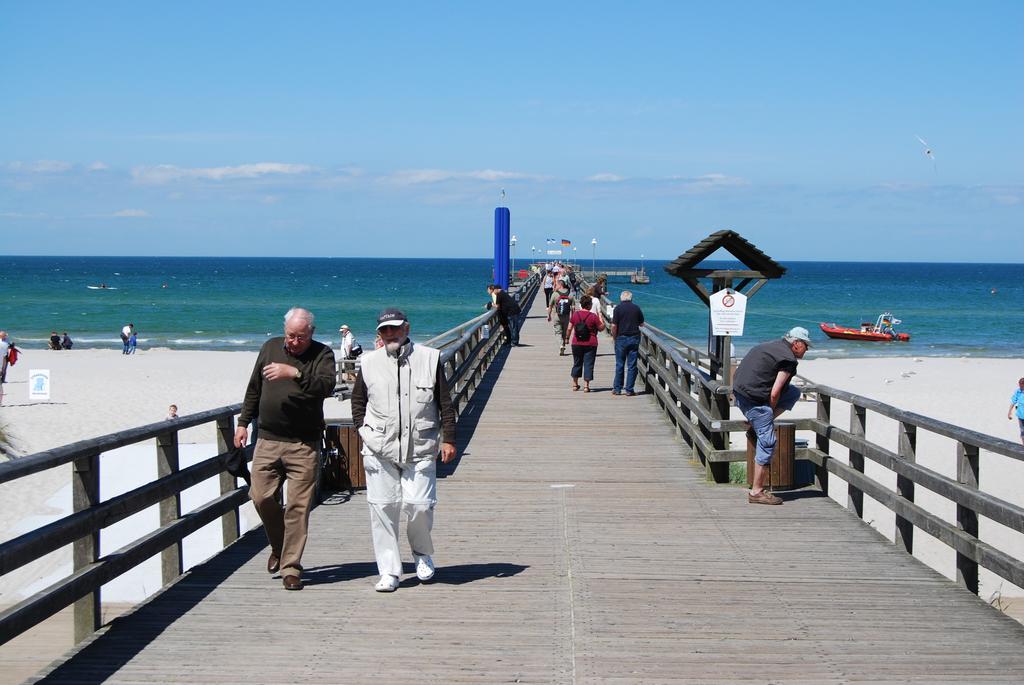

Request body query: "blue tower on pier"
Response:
[493, 206, 511, 289]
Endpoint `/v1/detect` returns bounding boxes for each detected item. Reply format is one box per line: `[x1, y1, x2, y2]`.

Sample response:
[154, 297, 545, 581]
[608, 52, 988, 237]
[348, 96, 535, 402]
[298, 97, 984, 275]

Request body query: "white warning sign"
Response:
[709, 289, 747, 336]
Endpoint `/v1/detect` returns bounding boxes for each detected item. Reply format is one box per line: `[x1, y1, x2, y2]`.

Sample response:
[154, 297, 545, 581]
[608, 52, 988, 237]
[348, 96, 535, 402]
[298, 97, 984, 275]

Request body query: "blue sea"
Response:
[0, 256, 1021, 358]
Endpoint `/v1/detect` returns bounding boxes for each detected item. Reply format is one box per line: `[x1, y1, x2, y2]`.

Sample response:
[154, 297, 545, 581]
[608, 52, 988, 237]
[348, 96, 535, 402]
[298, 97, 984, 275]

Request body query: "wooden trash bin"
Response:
[325, 424, 365, 490]
[745, 421, 796, 490]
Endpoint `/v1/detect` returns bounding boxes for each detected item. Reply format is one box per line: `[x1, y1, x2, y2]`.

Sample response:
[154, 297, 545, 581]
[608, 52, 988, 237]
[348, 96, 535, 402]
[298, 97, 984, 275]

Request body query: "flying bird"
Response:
[916, 135, 936, 169]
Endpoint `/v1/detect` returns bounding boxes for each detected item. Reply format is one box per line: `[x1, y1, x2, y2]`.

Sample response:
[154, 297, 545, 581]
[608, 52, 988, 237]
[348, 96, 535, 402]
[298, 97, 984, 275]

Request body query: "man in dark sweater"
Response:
[234, 307, 336, 589]
[732, 327, 810, 505]
[488, 283, 522, 346]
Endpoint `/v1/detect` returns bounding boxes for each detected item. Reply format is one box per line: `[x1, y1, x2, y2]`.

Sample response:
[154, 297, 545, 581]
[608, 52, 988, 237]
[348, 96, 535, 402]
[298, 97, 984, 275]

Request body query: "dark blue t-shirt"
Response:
[612, 301, 644, 336]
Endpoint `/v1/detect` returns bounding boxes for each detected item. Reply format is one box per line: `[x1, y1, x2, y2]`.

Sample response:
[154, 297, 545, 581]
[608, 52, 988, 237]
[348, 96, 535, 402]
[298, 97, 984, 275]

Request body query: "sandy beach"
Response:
[0, 349, 1021, 606]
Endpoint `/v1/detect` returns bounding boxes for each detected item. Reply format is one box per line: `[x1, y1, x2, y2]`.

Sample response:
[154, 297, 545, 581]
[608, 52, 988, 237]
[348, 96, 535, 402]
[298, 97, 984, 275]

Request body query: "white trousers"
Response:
[364, 453, 437, 578]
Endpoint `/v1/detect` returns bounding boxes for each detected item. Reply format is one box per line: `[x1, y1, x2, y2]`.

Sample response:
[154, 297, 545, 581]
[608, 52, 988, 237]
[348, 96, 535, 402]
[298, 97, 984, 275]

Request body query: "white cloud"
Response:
[386, 168, 549, 185]
[112, 209, 149, 218]
[586, 173, 626, 183]
[132, 162, 315, 184]
[88, 161, 109, 172]
[4, 160, 74, 174]
[667, 173, 749, 193]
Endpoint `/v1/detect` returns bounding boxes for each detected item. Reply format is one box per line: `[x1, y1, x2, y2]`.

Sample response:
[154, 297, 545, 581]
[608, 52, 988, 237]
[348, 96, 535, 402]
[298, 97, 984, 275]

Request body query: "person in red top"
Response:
[568, 294, 606, 392]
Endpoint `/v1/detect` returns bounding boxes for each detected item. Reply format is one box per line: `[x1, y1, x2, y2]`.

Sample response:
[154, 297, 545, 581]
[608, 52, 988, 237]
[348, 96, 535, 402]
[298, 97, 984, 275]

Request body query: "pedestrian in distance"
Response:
[0, 331, 11, 384]
[1008, 377, 1024, 446]
[488, 283, 522, 346]
[166, 404, 178, 420]
[127, 330, 138, 354]
[121, 323, 134, 354]
[234, 307, 337, 590]
[732, 327, 811, 505]
[351, 308, 457, 592]
[542, 268, 555, 307]
[568, 294, 605, 393]
[547, 286, 575, 356]
[611, 290, 645, 396]
[48, 331, 62, 350]
[61, 332, 73, 350]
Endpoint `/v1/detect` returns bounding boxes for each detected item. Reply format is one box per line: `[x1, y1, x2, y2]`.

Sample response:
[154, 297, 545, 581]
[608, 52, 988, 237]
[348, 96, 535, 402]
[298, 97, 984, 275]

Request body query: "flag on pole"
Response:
[560, 239, 571, 247]
[546, 238, 556, 244]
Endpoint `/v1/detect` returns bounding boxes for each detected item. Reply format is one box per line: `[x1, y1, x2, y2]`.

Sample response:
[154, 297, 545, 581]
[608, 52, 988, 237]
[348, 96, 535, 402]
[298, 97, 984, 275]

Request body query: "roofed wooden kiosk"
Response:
[663, 230, 787, 481]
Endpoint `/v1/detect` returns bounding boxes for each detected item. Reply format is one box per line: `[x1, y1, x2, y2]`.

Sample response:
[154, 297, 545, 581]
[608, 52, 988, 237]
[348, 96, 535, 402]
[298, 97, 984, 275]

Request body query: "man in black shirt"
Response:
[488, 283, 522, 346]
[732, 327, 810, 505]
[234, 307, 337, 589]
[611, 290, 645, 395]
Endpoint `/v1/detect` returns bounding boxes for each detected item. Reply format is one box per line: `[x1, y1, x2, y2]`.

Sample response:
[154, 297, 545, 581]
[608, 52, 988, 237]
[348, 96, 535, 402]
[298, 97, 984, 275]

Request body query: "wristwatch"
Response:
[295, 370, 303, 381]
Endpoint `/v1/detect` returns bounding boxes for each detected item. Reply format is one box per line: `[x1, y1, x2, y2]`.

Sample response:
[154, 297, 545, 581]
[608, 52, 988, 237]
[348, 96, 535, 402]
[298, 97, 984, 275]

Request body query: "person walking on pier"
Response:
[234, 307, 337, 590]
[351, 308, 457, 592]
[548, 286, 575, 356]
[568, 294, 605, 392]
[732, 327, 810, 505]
[611, 290, 645, 396]
[542, 268, 555, 306]
[488, 283, 521, 346]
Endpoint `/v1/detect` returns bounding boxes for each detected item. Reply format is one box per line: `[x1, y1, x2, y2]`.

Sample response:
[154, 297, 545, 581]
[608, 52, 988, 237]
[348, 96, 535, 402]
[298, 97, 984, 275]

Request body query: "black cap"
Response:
[376, 308, 408, 329]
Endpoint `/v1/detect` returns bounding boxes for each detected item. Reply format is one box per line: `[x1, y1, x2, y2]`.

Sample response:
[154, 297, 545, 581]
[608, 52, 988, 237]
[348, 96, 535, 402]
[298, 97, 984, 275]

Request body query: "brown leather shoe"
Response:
[267, 554, 280, 574]
[748, 490, 783, 505]
[282, 575, 302, 590]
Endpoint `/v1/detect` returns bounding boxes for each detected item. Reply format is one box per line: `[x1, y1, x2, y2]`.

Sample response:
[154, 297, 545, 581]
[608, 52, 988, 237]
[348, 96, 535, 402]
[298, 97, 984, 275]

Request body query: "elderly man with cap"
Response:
[732, 326, 811, 505]
[351, 308, 457, 592]
[234, 307, 337, 589]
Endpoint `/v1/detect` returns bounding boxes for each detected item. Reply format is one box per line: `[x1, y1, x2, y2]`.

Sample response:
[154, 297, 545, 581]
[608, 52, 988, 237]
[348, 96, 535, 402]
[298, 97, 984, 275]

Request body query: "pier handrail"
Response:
[0, 270, 540, 649]
[635, 320, 1024, 599]
[0, 406, 247, 646]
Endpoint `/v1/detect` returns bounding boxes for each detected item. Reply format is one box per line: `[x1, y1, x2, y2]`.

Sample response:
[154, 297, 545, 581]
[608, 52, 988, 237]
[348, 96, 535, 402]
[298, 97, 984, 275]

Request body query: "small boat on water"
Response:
[820, 312, 910, 342]
[87, 284, 117, 290]
[630, 266, 650, 285]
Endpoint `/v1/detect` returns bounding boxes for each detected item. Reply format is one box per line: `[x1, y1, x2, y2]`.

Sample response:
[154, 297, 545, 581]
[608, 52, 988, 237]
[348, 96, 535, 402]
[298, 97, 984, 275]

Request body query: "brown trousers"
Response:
[249, 437, 318, 578]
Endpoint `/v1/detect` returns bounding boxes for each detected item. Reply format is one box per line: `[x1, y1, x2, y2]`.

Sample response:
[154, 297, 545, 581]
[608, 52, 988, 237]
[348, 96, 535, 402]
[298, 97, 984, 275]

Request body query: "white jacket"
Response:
[357, 341, 441, 463]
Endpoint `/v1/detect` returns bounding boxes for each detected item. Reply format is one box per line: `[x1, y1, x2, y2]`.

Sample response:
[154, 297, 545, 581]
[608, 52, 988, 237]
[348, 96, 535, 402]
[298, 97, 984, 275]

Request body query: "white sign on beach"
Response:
[29, 369, 51, 400]
[709, 289, 747, 336]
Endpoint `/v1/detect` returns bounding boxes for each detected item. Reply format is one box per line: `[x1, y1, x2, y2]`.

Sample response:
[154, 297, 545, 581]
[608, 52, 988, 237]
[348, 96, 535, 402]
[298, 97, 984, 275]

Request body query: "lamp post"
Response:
[510, 234, 517, 278]
[573, 246, 577, 269]
[591, 238, 597, 279]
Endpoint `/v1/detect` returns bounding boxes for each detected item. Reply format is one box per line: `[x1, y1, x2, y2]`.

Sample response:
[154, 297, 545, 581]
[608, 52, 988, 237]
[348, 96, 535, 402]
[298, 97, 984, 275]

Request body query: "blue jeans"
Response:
[502, 315, 520, 345]
[734, 386, 801, 465]
[613, 335, 640, 393]
[570, 345, 597, 381]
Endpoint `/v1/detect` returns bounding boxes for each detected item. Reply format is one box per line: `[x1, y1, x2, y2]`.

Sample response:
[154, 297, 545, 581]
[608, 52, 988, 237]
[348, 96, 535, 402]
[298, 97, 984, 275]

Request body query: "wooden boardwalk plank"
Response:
[25, 299, 1024, 683]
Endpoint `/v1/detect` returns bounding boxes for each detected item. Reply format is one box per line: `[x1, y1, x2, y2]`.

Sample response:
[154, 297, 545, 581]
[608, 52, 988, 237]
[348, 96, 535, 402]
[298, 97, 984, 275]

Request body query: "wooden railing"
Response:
[636, 322, 1024, 601]
[0, 271, 540, 648]
[0, 407, 247, 645]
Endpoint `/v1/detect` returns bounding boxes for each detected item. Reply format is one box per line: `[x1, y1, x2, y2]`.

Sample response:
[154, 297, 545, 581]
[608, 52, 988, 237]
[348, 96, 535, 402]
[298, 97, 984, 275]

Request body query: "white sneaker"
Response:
[415, 554, 435, 582]
[374, 574, 399, 592]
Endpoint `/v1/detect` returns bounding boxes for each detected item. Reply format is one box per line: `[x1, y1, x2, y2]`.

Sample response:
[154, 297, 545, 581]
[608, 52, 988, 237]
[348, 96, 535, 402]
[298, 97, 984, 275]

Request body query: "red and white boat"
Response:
[820, 312, 911, 342]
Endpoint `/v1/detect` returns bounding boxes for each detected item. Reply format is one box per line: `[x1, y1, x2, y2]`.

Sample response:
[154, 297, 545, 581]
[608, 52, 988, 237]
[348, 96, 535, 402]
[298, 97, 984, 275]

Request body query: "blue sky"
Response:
[1, 2, 1021, 261]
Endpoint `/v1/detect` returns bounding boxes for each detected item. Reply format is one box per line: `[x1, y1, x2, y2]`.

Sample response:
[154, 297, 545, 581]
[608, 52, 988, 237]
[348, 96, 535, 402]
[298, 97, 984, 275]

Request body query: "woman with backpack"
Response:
[568, 294, 605, 393]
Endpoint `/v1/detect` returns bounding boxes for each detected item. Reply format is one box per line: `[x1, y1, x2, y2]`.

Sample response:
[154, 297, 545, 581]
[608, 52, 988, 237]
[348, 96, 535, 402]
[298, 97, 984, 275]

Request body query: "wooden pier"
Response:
[4, 280, 1024, 683]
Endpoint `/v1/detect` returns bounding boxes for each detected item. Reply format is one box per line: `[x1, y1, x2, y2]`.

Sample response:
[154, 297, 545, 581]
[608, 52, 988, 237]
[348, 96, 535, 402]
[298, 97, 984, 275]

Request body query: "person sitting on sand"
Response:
[49, 331, 62, 350]
[61, 332, 73, 350]
[166, 404, 178, 420]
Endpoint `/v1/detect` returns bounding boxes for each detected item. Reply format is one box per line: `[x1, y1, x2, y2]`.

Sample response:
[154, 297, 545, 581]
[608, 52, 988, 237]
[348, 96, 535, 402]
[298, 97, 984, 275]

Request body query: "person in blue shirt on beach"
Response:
[128, 331, 138, 354]
[1008, 377, 1024, 446]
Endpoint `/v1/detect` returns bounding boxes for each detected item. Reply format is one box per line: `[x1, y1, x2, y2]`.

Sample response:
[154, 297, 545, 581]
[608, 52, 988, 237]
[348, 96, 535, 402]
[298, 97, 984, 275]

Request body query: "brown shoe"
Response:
[748, 490, 783, 505]
[283, 575, 302, 590]
[267, 553, 280, 574]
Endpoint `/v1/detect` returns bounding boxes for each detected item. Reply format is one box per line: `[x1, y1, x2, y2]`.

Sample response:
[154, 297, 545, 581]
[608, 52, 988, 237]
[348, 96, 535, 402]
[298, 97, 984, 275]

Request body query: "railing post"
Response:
[815, 392, 830, 495]
[72, 452, 101, 643]
[849, 403, 866, 519]
[678, 358, 693, 448]
[708, 388, 730, 484]
[956, 441, 980, 594]
[216, 416, 241, 546]
[156, 430, 183, 585]
[896, 421, 917, 555]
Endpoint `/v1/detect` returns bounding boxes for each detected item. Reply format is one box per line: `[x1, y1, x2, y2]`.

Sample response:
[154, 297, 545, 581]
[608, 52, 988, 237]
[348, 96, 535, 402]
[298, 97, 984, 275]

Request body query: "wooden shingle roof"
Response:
[664, 230, 786, 279]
